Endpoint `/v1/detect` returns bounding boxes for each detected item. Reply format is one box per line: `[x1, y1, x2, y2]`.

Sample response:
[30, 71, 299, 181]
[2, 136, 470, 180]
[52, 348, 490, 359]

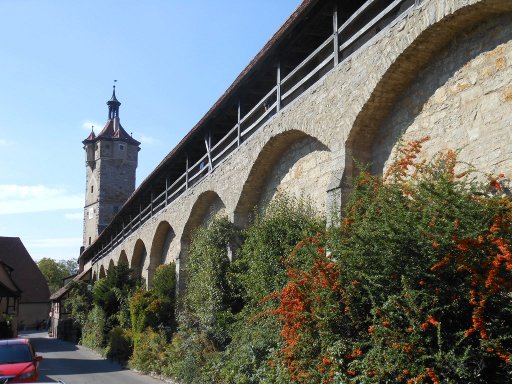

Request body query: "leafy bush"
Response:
[217, 195, 324, 383]
[130, 327, 168, 375]
[106, 326, 133, 364]
[64, 280, 93, 327]
[81, 304, 106, 352]
[264, 140, 512, 383]
[93, 262, 137, 331]
[182, 216, 238, 349]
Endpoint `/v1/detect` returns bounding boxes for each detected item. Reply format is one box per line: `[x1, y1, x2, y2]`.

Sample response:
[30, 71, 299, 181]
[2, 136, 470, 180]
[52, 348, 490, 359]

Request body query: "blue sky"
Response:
[0, 0, 301, 261]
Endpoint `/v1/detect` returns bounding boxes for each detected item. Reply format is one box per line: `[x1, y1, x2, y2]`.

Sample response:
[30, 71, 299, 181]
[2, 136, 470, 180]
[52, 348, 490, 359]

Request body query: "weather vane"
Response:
[113, 79, 117, 90]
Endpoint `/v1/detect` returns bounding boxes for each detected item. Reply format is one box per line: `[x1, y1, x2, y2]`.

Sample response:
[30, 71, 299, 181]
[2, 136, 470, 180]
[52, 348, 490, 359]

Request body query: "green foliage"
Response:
[93, 262, 137, 330]
[232, 195, 325, 307]
[130, 327, 168, 375]
[215, 195, 324, 383]
[152, 262, 177, 299]
[264, 142, 512, 383]
[106, 326, 133, 364]
[182, 216, 238, 349]
[37, 257, 78, 293]
[64, 280, 93, 327]
[130, 263, 177, 348]
[81, 304, 106, 352]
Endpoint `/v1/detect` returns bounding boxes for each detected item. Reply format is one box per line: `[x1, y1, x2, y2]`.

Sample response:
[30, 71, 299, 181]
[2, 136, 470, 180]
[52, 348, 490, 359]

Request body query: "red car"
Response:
[0, 338, 42, 383]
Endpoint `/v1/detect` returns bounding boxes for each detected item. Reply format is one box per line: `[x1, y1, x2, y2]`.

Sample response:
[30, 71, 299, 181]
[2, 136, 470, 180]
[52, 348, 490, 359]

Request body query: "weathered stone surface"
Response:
[92, 0, 512, 287]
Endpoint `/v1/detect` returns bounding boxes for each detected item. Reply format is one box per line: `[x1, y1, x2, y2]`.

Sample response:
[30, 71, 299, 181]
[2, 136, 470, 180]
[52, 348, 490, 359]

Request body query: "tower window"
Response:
[89, 237, 91, 245]
[119, 144, 125, 150]
[91, 185, 94, 194]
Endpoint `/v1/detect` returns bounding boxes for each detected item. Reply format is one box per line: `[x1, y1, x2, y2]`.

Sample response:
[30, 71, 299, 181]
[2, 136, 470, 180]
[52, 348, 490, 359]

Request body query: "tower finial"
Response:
[107, 81, 121, 119]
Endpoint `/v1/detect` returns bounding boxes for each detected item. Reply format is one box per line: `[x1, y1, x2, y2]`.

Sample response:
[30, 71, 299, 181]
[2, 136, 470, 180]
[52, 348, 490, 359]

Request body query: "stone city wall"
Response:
[92, 0, 512, 286]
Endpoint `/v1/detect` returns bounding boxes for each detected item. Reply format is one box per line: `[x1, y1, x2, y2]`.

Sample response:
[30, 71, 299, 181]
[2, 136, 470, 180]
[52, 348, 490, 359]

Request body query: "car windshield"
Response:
[0, 344, 32, 364]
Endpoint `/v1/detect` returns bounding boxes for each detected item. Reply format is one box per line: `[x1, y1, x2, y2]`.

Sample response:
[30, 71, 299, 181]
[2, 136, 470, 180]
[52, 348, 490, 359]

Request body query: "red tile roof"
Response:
[0, 237, 50, 303]
[94, 118, 140, 146]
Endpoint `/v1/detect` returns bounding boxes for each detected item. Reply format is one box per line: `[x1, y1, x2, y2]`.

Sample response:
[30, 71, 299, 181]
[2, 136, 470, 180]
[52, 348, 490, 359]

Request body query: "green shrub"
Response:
[264, 141, 512, 383]
[93, 262, 137, 328]
[232, 194, 325, 307]
[216, 195, 324, 383]
[182, 216, 238, 349]
[162, 327, 219, 384]
[81, 304, 106, 353]
[64, 280, 93, 327]
[130, 327, 168, 375]
[106, 326, 133, 364]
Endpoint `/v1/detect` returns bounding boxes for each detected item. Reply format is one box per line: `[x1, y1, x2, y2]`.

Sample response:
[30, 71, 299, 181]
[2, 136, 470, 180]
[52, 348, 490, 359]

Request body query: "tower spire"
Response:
[107, 80, 121, 120]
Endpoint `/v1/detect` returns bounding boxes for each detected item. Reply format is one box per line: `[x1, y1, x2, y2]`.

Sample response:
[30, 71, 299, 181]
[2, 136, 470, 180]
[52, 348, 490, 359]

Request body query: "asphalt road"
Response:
[21, 331, 166, 384]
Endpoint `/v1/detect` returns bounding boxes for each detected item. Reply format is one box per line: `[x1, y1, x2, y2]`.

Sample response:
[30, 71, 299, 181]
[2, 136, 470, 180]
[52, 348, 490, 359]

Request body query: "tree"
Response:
[37, 257, 78, 293]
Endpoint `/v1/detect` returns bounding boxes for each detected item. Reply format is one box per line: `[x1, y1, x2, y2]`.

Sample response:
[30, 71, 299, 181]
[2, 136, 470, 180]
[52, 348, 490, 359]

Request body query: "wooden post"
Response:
[333, 3, 339, 65]
[185, 155, 189, 190]
[150, 192, 154, 217]
[237, 100, 241, 147]
[204, 132, 213, 173]
[165, 177, 168, 206]
[276, 61, 281, 112]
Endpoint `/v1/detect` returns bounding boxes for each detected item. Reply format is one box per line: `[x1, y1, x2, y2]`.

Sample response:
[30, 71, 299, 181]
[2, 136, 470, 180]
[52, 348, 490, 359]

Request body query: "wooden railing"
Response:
[90, 0, 418, 263]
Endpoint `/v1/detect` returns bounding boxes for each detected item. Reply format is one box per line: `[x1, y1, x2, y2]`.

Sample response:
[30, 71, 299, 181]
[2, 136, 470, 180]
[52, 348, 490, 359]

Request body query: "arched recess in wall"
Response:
[178, 191, 226, 290]
[148, 221, 175, 287]
[234, 129, 330, 228]
[131, 239, 147, 283]
[107, 259, 115, 275]
[341, 1, 512, 201]
[118, 250, 129, 266]
[99, 265, 106, 279]
[92, 271, 97, 282]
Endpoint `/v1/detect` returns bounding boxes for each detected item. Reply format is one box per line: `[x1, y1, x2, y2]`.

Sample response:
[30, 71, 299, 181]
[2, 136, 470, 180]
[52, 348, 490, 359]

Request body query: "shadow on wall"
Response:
[342, 8, 512, 195]
[234, 130, 329, 229]
[372, 13, 512, 174]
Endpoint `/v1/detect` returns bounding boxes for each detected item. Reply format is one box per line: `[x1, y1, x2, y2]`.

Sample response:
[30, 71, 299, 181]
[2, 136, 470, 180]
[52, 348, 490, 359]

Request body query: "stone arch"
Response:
[234, 129, 330, 228]
[181, 191, 226, 246]
[131, 239, 147, 283]
[178, 191, 226, 292]
[118, 250, 129, 266]
[148, 221, 176, 287]
[92, 271, 97, 282]
[342, 1, 512, 199]
[99, 265, 106, 279]
[107, 259, 115, 275]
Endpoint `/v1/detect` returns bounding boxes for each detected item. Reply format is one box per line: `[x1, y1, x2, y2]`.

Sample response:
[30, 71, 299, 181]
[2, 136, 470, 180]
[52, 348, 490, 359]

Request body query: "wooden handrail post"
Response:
[205, 132, 213, 173]
[237, 100, 241, 147]
[150, 192, 154, 217]
[276, 61, 281, 112]
[165, 177, 168, 206]
[333, 3, 339, 65]
[185, 155, 189, 190]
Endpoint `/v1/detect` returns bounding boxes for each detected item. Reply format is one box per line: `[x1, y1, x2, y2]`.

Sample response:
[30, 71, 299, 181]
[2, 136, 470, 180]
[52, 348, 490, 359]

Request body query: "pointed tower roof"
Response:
[91, 83, 140, 146]
[82, 127, 96, 144]
[107, 82, 121, 120]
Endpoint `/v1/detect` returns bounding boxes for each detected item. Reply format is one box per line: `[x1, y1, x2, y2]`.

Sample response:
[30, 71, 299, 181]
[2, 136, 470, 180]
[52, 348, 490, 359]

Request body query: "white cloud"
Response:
[64, 212, 83, 220]
[0, 185, 84, 214]
[139, 134, 156, 144]
[82, 120, 102, 132]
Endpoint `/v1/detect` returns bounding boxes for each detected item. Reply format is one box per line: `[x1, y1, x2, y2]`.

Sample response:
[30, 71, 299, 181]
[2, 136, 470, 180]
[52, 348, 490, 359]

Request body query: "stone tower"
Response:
[82, 86, 140, 249]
